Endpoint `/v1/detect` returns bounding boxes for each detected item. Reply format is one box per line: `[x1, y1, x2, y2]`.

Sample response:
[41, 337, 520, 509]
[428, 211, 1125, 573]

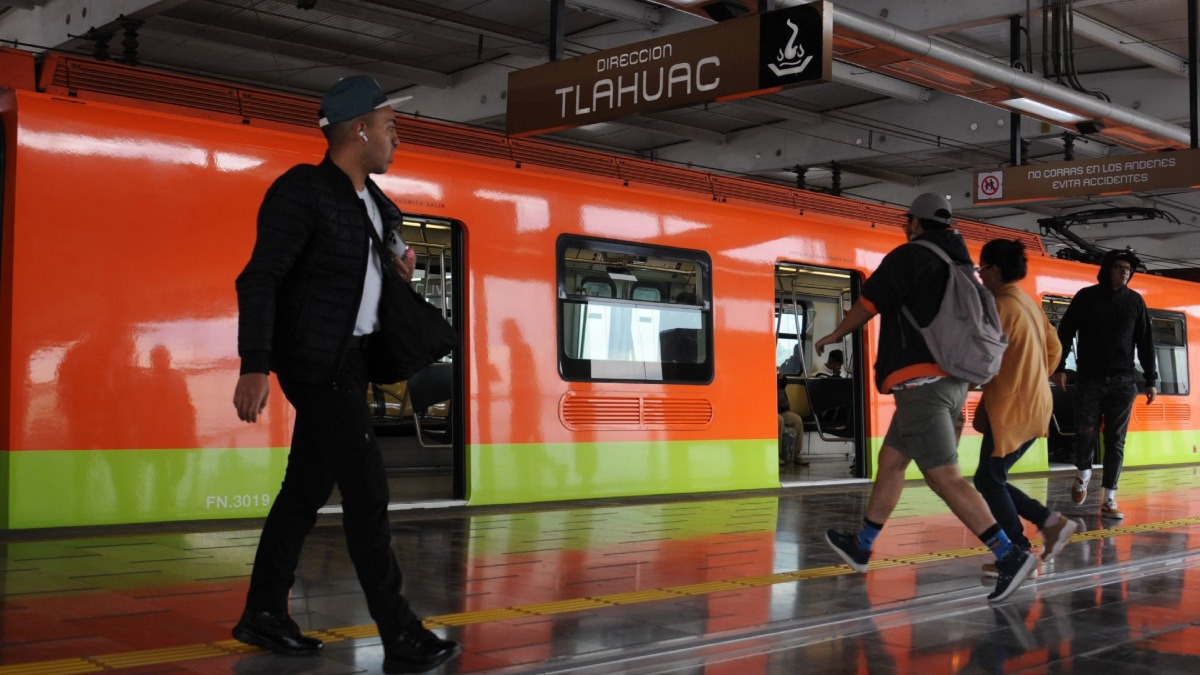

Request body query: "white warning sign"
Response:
[976, 171, 1004, 201]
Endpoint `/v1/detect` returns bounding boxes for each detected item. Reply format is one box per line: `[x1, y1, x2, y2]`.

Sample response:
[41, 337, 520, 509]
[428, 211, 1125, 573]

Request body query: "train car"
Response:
[0, 51, 1196, 529]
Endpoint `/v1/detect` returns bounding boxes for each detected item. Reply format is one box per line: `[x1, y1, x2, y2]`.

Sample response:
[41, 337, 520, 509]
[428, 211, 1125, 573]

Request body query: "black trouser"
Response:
[974, 432, 1049, 551]
[1072, 373, 1138, 490]
[244, 346, 420, 641]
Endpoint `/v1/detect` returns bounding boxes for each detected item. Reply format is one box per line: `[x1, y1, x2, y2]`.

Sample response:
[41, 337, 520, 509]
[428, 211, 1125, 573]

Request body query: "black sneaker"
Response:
[231, 609, 323, 656]
[825, 529, 871, 572]
[383, 626, 462, 674]
[987, 548, 1038, 604]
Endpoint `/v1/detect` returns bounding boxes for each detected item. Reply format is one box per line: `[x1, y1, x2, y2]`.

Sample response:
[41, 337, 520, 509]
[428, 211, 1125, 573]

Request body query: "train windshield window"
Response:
[557, 236, 712, 383]
[1148, 310, 1188, 395]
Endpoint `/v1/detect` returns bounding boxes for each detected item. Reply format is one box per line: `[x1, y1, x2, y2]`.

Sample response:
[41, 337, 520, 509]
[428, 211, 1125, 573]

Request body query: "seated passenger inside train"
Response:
[806, 349, 851, 433]
[778, 373, 805, 466]
[810, 349, 848, 378]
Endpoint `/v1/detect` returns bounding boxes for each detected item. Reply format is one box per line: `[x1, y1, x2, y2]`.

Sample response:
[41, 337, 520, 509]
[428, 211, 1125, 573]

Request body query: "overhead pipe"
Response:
[832, 5, 1191, 149]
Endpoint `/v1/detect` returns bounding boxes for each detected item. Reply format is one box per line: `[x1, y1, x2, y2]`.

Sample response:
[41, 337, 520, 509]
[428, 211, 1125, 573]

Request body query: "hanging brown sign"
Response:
[974, 148, 1200, 204]
[506, 2, 831, 137]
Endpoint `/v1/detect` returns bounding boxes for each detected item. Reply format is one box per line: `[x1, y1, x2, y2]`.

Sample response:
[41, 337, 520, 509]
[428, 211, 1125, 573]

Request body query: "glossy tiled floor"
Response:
[3, 466, 1200, 674]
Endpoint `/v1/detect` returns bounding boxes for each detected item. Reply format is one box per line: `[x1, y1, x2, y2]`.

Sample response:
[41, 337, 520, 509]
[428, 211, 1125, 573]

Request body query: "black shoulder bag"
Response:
[363, 224, 457, 383]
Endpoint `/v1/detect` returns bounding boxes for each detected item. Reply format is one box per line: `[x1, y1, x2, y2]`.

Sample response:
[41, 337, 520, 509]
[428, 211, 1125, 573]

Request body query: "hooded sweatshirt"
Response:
[1054, 250, 1157, 388]
[860, 228, 974, 393]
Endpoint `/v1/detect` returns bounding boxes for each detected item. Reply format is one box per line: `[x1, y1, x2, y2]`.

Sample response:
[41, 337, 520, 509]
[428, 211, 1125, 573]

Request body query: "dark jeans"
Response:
[974, 431, 1050, 551]
[1072, 373, 1138, 490]
[244, 347, 420, 641]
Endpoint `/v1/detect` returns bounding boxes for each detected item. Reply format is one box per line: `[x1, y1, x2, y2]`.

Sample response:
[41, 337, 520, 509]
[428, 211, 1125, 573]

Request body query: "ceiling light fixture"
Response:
[1001, 97, 1087, 124]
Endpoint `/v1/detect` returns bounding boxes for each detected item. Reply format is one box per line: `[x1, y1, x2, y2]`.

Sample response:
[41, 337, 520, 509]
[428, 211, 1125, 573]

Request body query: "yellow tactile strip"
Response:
[2, 515, 1198, 675]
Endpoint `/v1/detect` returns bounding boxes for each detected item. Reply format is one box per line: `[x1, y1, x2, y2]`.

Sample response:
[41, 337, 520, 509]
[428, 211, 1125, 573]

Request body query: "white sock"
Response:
[1077, 468, 1092, 483]
[1104, 489, 1117, 503]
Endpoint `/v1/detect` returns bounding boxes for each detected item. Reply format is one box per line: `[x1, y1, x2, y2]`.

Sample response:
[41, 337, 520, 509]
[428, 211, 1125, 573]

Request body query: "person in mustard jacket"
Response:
[974, 239, 1082, 576]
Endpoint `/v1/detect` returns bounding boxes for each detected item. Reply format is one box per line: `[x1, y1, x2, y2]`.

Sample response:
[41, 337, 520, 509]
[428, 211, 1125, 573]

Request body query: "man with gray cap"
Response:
[233, 75, 460, 672]
[1051, 249, 1157, 520]
[815, 193, 1036, 603]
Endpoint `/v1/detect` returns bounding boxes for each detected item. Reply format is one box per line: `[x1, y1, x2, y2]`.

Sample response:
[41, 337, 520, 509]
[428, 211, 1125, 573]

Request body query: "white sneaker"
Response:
[1101, 500, 1125, 519]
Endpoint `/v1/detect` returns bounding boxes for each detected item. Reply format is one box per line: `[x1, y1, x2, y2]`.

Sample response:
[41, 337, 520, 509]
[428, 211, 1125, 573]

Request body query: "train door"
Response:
[774, 263, 866, 480]
[368, 215, 464, 501]
[1042, 295, 1076, 467]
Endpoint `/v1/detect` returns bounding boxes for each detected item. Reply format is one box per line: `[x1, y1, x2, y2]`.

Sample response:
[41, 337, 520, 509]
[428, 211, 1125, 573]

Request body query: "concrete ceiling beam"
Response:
[143, 15, 452, 89]
[0, 0, 186, 51]
[325, 0, 550, 60]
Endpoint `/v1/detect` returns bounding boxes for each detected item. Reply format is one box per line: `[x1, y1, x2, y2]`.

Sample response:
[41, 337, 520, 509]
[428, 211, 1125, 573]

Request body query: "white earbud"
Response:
[358, 130, 369, 142]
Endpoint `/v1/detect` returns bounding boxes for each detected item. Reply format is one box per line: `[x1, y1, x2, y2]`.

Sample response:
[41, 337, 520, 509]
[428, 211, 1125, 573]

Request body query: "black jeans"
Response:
[974, 431, 1050, 551]
[244, 347, 420, 640]
[1072, 373, 1138, 490]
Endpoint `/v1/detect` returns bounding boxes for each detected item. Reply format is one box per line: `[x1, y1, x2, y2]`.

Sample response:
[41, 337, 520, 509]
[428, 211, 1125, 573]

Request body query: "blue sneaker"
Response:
[988, 548, 1037, 603]
[826, 529, 871, 572]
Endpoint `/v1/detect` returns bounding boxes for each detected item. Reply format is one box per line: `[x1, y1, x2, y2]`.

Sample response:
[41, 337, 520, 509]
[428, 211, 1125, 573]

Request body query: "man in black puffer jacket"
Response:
[232, 75, 460, 674]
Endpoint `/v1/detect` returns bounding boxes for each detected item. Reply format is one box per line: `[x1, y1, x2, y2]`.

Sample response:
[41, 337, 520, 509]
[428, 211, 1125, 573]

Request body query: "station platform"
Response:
[2, 466, 1200, 674]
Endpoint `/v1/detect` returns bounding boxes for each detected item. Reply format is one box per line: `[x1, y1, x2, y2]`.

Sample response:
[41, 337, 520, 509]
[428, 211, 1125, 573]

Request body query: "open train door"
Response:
[774, 263, 867, 481]
[368, 216, 465, 503]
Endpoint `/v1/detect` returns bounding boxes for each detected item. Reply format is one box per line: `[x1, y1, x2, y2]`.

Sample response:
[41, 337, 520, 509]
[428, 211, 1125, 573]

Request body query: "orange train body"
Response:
[0, 51, 1196, 528]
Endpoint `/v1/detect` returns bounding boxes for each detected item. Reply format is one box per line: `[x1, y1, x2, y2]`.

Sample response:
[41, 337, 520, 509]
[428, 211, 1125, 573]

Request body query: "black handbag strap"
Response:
[364, 217, 401, 281]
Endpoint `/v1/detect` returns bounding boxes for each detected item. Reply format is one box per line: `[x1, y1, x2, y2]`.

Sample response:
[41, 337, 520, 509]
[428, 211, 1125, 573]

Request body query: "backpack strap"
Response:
[909, 238, 953, 266]
[899, 238, 974, 332]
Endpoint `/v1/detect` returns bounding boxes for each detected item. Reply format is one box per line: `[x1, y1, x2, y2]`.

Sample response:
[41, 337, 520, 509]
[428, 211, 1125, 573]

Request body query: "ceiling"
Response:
[2, 0, 1199, 272]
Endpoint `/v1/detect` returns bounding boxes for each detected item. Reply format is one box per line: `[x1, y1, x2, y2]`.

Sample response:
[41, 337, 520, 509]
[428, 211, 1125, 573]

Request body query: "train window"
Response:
[775, 297, 807, 375]
[557, 236, 712, 383]
[1148, 310, 1188, 395]
[579, 275, 616, 298]
[630, 281, 665, 302]
[1045, 296, 1188, 395]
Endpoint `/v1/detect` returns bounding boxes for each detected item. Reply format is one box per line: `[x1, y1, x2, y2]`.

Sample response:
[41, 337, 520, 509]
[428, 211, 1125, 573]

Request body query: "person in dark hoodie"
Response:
[1050, 249, 1157, 520]
[815, 193, 1036, 603]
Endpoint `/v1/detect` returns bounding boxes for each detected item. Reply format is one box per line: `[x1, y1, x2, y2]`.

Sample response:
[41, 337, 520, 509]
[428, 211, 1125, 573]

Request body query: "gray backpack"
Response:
[901, 240, 1008, 384]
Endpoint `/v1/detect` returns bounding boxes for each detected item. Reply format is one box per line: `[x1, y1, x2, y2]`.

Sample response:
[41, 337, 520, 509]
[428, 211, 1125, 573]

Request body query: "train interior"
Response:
[363, 215, 461, 502]
[774, 263, 865, 482]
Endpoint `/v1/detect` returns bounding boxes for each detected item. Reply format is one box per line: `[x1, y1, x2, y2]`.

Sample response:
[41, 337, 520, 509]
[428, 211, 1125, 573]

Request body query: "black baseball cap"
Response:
[318, 75, 410, 128]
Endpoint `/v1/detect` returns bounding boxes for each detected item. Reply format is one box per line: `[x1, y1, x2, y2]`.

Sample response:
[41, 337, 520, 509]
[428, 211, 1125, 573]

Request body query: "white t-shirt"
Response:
[353, 187, 384, 336]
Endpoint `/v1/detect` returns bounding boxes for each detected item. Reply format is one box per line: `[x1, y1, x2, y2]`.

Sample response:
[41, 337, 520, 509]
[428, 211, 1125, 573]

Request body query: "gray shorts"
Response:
[883, 377, 969, 471]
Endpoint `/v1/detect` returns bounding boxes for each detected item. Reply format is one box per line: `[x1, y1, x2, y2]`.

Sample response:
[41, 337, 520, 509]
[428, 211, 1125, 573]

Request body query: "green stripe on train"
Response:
[1, 448, 288, 529]
[880, 429, 1200, 482]
[3, 430, 1196, 528]
[466, 439, 781, 505]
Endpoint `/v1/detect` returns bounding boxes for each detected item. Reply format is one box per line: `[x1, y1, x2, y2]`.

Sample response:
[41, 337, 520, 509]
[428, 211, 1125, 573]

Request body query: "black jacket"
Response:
[236, 154, 403, 383]
[861, 228, 974, 393]
[1055, 250, 1157, 388]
